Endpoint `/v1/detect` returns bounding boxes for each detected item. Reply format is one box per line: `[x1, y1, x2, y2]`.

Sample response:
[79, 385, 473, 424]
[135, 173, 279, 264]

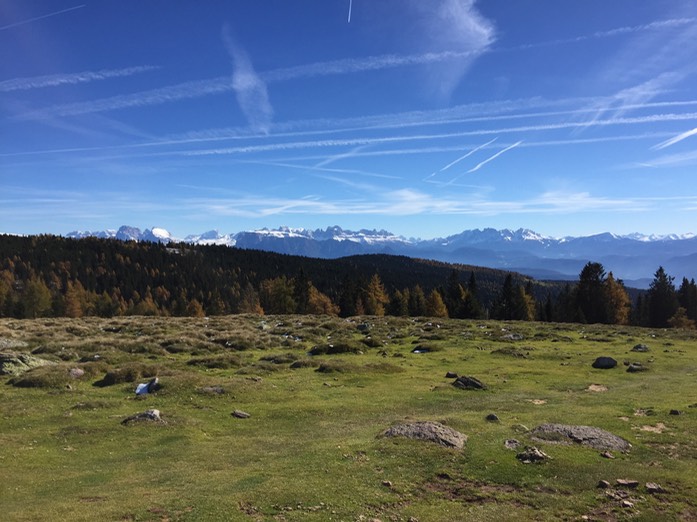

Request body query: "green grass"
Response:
[1, 315, 697, 520]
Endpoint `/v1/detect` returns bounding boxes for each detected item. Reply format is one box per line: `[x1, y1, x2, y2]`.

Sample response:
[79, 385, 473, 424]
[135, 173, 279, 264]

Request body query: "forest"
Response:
[0, 234, 695, 328]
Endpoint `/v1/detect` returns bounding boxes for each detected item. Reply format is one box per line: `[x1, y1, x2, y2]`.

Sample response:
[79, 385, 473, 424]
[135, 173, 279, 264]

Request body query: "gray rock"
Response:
[504, 439, 520, 450]
[616, 479, 639, 489]
[381, 421, 467, 449]
[68, 368, 85, 379]
[452, 375, 487, 390]
[485, 413, 500, 422]
[0, 352, 52, 376]
[121, 409, 164, 425]
[516, 446, 550, 463]
[445, 371, 458, 379]
[646, 482, 666, 494]
[631, 344, 649, 352]
[232, 410, 251, 419]
[669, 409, 683, 416]
[627, 363, 647, 373]
[597, 480, 611, 489]
[592, 356, 618, 369]
[531, 423, 631, 452]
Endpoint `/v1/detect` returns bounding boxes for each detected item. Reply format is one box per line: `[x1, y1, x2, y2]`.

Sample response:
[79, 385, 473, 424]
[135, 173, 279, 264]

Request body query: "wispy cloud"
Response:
[0, 66, 160, 92]
[223, 25, 273, 134]
[512, 18, 697, 51]
[465, 141, 522, 174]
[652, 127, 697, 150]
[0, 4, 85, 31]
[16, 77, 233, 120]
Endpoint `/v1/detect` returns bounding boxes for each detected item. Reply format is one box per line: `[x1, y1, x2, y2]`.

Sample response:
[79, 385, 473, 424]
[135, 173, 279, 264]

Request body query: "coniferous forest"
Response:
[0, 234, 695, 328]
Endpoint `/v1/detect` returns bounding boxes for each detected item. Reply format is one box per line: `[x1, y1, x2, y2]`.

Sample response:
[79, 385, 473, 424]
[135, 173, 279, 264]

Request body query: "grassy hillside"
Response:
[1, 315, 696, 521]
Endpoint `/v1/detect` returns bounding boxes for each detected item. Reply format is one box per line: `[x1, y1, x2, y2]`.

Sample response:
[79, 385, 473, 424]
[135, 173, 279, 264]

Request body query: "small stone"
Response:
[631, 344, 649, 352]
[597, 480, 611, 489]
[516, 446, 550, 463]
[646, 482, 666, 494]
[485, 413, 500, 422]
[616, 479, 639, 489]
[381, 480, 393, 488]
[600, 451, 615, 459]
[627, 363, 647, 373]
[232, 410, 251, 419]
[620, 500, 634, 509]
[121, 409, 163, 425]
[504, 439, 520, 450]
[669, 409, 683, 415]
[445, 371, 458, 379]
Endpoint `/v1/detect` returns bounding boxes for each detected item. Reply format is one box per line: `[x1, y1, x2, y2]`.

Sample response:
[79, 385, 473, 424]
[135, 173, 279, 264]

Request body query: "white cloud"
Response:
[223, 25, 274, 135]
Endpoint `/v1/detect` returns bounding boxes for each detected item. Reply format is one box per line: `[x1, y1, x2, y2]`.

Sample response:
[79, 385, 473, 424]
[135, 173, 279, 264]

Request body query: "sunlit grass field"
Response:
[1, 315, 696, 521]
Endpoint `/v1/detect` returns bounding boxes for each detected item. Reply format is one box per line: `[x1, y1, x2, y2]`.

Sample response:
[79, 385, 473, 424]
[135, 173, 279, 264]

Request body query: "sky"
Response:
[2, 0, 697, 240]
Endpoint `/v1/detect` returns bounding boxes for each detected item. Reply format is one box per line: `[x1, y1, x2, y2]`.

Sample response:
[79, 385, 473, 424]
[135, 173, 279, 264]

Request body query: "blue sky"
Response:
[2, 0, 697, 239]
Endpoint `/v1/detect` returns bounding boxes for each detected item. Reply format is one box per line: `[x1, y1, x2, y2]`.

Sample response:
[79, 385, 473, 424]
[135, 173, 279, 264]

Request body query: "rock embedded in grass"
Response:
[452, 375, 487, 390]
[592, 356, 618, 369]
[121, 409, 164, 425]
[0, 351, 52, 376]
[631, 344, 650, 352]
[516, 446, 550, 463]
[232, 410, 251, 419]
[381, 421, 467, 449]
[531, 424, 631, 452]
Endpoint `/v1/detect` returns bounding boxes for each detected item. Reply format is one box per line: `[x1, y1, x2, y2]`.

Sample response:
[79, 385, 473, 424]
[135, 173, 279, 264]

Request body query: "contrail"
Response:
[652, 127, 697, 150]
[467, 141, 523, 173]
[348, 0, 353, 23]
[439, 137, 497, 171]
[0, 4, 86, 31]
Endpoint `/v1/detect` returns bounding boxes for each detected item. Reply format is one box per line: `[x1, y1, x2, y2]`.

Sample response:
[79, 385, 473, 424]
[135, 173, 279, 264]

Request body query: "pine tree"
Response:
[677, 278, 697, 322]
[21, 278, 52, 318]
[575, 262, 609, 324]
[647, 267, 678, 328]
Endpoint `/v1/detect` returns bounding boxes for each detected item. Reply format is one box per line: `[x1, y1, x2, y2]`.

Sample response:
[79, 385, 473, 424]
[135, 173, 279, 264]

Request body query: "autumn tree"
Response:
[238, 283, 264, 314]
[426, 289, 449, 318]
[604, 272, 631, 325]
[21, 278, 52, 318]
[260, 276, 296, 314]
[363, 274, 389, 316]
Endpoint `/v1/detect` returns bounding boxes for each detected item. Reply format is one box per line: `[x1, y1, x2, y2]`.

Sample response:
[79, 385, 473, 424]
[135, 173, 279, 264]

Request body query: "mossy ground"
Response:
[1, 315, 696, 521]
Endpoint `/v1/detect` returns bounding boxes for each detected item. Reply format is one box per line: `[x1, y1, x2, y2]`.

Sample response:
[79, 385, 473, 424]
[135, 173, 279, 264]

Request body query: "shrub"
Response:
[11, 365, 71, 388]
[309, 343, 362, 356]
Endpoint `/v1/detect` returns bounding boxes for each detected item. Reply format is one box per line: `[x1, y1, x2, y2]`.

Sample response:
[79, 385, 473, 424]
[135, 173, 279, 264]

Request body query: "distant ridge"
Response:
[64, 225, 697, 288]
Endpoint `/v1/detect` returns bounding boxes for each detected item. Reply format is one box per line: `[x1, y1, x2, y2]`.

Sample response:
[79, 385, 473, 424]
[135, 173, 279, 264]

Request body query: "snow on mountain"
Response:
[61, 224, 697, 286]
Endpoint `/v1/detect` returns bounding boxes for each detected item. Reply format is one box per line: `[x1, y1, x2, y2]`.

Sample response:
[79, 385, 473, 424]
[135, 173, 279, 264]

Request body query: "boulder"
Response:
[531, 423, 631, 452]
[452, 376, 487, 390]
[445, 371, 458, 379]
[0, 352, 51, 376]
[592, 356, 617, 369]
[381, 421, 467, 449]
[485, 413, 500, 422]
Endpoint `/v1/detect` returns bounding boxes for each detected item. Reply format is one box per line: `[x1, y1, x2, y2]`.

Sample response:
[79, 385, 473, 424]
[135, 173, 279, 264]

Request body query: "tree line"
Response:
[0, 235, 694, 328]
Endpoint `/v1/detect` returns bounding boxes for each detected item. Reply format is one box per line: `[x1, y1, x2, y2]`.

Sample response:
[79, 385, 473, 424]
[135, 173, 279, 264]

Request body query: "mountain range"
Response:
[65, 225, 697, 288]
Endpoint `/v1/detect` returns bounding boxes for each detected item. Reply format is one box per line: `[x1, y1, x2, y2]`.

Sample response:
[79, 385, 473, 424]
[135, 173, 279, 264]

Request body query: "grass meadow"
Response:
[1, 315, 696, 521]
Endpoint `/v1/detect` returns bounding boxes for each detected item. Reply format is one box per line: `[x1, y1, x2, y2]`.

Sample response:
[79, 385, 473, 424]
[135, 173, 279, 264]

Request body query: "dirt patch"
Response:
[527, 399, 547, 405]
[638, 423, 667, 433]
[424, 475, 521, 504]
[587, 384, 608, 392]
[531, 424, 632, 451]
